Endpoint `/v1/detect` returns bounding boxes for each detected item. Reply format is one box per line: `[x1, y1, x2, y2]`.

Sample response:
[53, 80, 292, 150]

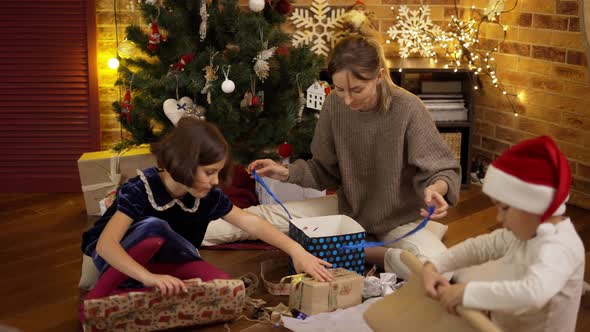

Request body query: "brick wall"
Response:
[95, 0, 590, 208]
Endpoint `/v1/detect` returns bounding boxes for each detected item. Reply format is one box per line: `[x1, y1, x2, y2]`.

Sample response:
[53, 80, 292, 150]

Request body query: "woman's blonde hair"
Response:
[327, 35, 396, 112]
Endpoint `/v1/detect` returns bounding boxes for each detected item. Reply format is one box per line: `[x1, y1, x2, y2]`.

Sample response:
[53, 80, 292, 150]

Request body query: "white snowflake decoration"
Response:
[289, 0, 345, 57]
[387, 5, 442, 58]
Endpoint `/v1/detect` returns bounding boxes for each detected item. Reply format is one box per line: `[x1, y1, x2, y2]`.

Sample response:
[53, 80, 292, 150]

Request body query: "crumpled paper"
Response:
[362, 273, 403, 298]
[282, 298, 381, 332]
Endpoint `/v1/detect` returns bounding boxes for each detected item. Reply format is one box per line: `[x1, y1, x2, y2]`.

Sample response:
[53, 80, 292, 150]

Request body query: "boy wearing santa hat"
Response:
[422, 135, 585, 332]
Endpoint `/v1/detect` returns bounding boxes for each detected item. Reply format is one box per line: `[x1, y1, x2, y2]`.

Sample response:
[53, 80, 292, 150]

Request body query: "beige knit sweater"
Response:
[287, 85, 461, 234]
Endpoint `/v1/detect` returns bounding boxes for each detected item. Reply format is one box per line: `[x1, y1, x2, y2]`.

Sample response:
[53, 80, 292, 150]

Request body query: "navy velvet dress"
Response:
[81, 167, 233, 275]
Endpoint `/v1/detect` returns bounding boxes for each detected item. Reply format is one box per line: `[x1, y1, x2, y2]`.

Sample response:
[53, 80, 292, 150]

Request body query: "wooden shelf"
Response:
[388, 60, 475, 186]
[387, 57, 472, 72]
[435, 121, 472, 128]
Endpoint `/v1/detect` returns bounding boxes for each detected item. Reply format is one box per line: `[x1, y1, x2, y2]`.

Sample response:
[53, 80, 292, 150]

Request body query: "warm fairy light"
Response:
[108, 57, 120, 69]
[386, 0, 517, 113]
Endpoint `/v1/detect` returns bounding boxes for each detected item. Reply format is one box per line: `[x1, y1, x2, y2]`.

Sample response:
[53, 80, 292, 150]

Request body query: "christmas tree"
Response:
[113, 0, 324, 164]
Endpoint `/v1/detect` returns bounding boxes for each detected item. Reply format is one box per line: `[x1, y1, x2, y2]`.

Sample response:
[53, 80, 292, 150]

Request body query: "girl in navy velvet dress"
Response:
[82, 117, 332, 296]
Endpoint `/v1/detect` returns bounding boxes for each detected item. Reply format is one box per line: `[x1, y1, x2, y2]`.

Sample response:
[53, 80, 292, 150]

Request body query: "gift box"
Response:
[288, 268, 364, 316]
[289, 215, 366, 275]
[78, 145, 157, 216]
[82, 278, 246, 331]
[255, 176, 325, 205]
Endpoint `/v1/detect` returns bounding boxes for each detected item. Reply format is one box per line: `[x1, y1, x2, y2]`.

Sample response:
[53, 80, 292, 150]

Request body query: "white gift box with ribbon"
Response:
[77, 145, 156, 216]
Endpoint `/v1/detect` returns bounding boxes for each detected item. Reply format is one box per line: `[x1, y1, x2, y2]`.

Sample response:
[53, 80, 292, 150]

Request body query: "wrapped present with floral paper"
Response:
[77, 145, 156, 216]
[289, 215, 366, 275]
[287, 268, 364, 316]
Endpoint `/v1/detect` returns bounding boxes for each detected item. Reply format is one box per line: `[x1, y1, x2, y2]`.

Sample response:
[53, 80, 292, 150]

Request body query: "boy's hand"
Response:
[142, 273, 188, 296]
[438, 283, 466, 315]
[422, 262, 449, 299]
[292, 247, 333, 282]
[247, 159, 289, 181]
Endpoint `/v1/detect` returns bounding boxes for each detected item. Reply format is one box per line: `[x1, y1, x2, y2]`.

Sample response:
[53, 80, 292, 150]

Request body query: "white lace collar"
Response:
[137, 169, 200, 213]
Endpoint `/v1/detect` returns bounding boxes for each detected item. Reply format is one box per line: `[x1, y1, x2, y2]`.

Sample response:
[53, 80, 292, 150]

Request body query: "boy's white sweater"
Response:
[430, 218, 585, 332]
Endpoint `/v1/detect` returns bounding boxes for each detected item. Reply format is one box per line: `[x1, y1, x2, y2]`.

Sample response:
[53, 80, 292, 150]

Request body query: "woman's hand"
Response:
[291, 247, 334, 282]
[422, 180, 449, 220]
[422, 262, 449, 299]
[438, 283, 466, 315]
[247, 159, 289, 181]
[141, 273, 188, 296]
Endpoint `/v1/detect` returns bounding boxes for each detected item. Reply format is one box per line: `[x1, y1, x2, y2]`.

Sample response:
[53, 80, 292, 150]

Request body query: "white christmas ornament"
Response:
[222, 79, 235, 93]
[163, 96, 193, 126]
[387, 5, 442, 58]
[289, 0, 346, 57]
[221, 65, 235, 93]
[118, 39, 137, 59]
[249, 0, 265, 12]
[306, 81, 330, 110]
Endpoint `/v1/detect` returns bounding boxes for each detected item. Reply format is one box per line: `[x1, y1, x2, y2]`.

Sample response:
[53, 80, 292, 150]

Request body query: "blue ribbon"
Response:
[252, 170, 293, 220]
[340, 205, 436, 250]
[253, 169, 436, 251]
[177, 102, 187, 110]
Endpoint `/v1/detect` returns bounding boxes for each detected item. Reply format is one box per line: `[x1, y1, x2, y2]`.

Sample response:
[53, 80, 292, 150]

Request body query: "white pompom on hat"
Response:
[482, 136, 571, 222]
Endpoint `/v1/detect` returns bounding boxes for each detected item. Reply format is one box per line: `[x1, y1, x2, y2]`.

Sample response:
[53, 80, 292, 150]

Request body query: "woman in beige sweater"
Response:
[248, 35, 461, 279]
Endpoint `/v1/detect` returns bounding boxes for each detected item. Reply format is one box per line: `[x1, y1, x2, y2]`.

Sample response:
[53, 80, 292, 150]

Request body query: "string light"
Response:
[108, 57, 120, 69]
[427, 0, 519, 115]
[386, 0, 519, 115]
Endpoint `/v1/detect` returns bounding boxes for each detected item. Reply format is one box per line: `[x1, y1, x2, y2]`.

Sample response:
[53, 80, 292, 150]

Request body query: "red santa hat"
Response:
[482, 136, 571, 222]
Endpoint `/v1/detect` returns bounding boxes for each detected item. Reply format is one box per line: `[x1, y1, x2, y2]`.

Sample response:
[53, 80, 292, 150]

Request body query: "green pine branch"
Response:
[112, 0, 323, 164]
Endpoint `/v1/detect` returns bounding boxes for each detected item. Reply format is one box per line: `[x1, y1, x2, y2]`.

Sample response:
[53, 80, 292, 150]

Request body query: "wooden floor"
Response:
[0, 186, 589, 332]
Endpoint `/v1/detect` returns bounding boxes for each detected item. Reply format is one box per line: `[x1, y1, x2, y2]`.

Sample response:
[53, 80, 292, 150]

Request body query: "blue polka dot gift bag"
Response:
[252, 171, 366, 275]
[288, 215, 366, 275]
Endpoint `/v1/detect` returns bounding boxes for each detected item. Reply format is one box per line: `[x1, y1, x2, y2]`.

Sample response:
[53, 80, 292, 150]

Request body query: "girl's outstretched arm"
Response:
[223, 206, 334, 282]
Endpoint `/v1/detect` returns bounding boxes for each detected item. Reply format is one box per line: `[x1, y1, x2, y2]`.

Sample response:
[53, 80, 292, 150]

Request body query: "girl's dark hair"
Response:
[150, 117, 229, 187]
[327, 35, 395, 112]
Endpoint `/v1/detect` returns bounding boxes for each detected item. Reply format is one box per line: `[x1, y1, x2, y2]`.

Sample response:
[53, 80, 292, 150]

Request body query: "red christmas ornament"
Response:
[276, 0, 292, 15]
[277, 46, 290, 57]
[170, 53, 195, 72]
[278, 142, 293, 158]
[324, 86, 331, 95]
[148, 20, 165, 52]
[120, 90, 133, 124]
[251, 95, 260, 106]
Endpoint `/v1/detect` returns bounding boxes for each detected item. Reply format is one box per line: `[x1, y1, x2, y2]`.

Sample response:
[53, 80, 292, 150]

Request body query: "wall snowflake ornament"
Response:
[386, 5, 442, 59]
[289, 0, 345, 57]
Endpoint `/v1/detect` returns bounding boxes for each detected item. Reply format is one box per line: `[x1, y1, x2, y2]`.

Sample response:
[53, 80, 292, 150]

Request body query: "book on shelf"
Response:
[417, 94, 464, 99]
[421, 81, 463, 94]
[429, 109, 468, 122]
[424, 103, 466, 110]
